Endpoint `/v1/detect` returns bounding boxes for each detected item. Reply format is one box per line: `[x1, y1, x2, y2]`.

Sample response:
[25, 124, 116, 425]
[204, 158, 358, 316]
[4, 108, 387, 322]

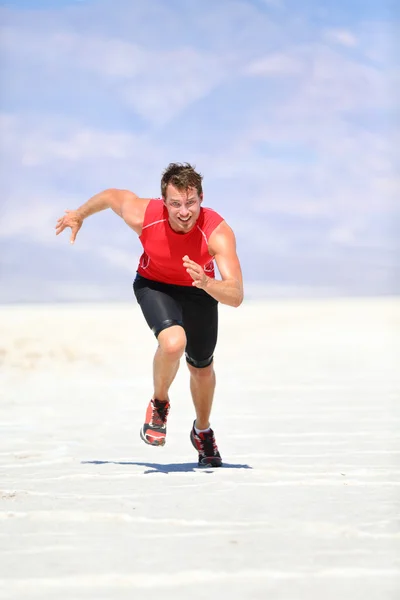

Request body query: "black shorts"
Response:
[133, 274, 218, 368]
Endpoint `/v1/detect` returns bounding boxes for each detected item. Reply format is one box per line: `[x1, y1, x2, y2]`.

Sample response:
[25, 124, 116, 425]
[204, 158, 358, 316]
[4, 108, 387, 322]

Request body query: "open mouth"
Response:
[178, 216, 191, 223]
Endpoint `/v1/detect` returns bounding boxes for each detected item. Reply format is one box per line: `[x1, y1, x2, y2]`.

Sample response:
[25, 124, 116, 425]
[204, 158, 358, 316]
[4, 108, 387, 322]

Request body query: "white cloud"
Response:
[0, 27, 145, 78]
[245, 53, 304, 76]
[0, 112, 167, 177]
[0, 193, 78, 242]
[357, 21, 397, 64]
[259, 0, 285, 8]
[95, 246, 140, 273]
[21, 129, 143, 165]
[215, 38, 397, 223]
[328, 225, 357, 246]
[122, 48, 227, 125]
[324, 29, 358, 47]
[0, 1, 397, 298]
[0, 25, 230, 127]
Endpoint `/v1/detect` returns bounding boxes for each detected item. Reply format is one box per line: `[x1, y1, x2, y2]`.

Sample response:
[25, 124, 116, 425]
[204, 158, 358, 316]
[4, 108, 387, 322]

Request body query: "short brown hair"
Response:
[161, 163, 203, 198]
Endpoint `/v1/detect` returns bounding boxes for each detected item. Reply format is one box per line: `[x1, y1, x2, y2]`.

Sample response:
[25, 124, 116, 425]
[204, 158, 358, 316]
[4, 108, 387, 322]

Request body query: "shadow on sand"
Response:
[81, 460, 252, 474]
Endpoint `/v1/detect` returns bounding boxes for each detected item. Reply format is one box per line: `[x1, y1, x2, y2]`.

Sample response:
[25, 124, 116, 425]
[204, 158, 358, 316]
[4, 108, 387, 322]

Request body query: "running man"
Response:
[55, 163, 243, 467]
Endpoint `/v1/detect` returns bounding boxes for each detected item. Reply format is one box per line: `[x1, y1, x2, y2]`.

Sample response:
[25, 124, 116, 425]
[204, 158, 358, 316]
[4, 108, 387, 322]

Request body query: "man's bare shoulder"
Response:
[208, 220, 236, 252]
[117, 191, 152, 235]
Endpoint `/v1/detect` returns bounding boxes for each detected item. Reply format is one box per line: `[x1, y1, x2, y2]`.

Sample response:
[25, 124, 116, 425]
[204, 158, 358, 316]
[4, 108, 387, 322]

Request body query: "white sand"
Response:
[0, 298, 399, 600]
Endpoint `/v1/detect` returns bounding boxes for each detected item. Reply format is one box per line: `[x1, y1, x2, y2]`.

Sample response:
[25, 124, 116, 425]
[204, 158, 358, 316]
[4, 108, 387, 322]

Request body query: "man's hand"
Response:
[55, 210, 83, 244]
[182, 255, 209, 289]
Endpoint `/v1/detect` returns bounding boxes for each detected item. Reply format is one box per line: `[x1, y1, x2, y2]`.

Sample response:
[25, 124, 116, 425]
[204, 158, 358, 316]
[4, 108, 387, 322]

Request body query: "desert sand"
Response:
[0, 298, 399, 600]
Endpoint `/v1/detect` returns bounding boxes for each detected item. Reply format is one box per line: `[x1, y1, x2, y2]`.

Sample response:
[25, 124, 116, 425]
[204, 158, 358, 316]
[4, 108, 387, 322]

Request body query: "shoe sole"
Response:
[198, 457, 223, 468]
[140, 426, 166, 447]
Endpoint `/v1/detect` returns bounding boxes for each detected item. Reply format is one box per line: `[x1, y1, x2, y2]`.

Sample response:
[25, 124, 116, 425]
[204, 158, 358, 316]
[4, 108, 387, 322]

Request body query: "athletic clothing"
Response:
[134, 200, 224, 367]
[133, 274, 218, 368]
[137, 199, 224, 286]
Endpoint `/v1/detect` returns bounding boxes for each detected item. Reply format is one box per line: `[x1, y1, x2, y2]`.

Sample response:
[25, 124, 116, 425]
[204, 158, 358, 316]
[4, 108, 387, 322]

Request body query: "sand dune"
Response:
[0, 299, 399, 600]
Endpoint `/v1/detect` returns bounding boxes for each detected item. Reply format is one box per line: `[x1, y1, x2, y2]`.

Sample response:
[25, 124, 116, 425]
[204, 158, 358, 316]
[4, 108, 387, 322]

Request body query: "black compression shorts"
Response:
[133, 274, 218, 368]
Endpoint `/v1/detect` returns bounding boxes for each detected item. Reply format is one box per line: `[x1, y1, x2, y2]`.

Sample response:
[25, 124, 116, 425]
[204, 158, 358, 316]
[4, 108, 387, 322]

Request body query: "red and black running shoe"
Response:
[190, 422, 222, 467]
[140, 399, 170, 446]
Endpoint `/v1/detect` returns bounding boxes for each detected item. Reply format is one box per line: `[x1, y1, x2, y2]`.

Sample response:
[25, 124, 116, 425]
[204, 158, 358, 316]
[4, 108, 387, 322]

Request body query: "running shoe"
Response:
[190, 422, 222, 467]
[140, 399, 170, 446]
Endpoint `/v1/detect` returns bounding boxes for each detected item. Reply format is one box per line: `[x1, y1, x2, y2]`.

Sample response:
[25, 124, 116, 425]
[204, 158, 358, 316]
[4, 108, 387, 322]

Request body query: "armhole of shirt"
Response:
[207, 210, 224, 236]
[202, 209, 224, 257]
[142, 199, 163, 229]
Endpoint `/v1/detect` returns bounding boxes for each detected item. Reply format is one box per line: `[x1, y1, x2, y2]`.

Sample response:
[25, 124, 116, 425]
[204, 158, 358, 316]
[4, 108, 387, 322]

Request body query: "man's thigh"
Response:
[133, 276, 183, 337]
[181, 291, 218, 368]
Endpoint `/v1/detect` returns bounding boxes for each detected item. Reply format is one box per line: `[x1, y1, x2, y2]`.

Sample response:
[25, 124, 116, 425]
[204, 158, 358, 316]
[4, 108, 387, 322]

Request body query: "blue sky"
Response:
[0, 0, 398, 302]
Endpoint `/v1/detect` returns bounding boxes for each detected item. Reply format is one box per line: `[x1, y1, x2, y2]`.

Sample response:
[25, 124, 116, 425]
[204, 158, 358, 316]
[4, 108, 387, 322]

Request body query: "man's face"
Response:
[164, 184, 202, 233]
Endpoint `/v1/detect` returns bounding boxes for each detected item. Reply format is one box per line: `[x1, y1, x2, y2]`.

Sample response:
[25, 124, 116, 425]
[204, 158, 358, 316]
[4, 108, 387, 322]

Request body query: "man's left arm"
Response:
[183, 222, 244, 307]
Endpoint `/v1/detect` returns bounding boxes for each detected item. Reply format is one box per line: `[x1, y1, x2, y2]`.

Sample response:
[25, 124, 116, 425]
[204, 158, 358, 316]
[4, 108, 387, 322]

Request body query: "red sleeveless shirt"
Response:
[137, 199, 224, 286]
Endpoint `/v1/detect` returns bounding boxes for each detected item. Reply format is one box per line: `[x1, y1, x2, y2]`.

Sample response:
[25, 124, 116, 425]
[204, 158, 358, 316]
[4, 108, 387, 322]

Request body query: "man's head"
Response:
[161, 163, 203, 233]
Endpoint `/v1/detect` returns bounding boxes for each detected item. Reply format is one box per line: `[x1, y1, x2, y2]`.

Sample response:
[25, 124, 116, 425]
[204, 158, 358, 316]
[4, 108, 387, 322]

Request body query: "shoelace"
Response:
[151, 401, 169, 428]
[197, 430, 218, 457]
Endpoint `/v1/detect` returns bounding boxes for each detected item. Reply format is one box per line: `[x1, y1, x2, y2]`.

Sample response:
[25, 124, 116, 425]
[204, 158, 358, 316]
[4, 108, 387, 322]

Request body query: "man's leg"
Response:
[133, 276, 185, 446]
[153, 325, 186, 401]
[187, 362, 216, 430]
[140, 325, 186, 447]
[183, 290, 218, 430]
[187, 360, 222, 467]
[183, 294, 222, 466]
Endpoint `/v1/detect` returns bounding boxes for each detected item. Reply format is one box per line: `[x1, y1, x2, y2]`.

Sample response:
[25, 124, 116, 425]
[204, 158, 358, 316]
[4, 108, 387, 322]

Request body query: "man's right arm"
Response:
[55, 189, 150, 243]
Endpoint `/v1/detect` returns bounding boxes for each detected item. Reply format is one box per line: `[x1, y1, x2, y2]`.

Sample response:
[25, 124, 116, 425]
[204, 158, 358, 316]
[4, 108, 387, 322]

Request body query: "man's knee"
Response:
[187, 358, 215, 377]
[158, 325, 187, 358]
